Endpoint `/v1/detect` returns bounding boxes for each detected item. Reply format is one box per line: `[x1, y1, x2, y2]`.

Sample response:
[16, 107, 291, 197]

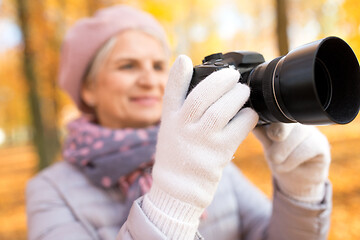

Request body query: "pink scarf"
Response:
[63, 117, 158, 199]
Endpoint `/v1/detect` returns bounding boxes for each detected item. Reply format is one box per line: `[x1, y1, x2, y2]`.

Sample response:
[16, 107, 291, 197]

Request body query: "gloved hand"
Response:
[253, 122, 331, 203]
[142, 55, 258, 239]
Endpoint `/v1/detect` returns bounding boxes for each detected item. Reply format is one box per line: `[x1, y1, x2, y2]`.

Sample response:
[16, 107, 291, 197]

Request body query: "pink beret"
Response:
[58, 5, 169, 112]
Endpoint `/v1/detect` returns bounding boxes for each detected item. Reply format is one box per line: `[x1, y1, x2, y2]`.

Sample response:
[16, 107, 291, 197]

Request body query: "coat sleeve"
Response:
[266, 180, 332, 240]
[117, 198, 204, 240]
[116, 198, 166, 240]
[227, 165, 332, 240]
[26, 175, 96, 240]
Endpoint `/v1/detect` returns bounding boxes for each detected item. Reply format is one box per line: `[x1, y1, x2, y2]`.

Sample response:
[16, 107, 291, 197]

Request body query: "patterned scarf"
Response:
[63, 116, 159, 199]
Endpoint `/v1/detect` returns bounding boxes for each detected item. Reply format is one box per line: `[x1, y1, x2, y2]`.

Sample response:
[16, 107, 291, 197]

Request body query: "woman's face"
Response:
[82, 30, 169, 129]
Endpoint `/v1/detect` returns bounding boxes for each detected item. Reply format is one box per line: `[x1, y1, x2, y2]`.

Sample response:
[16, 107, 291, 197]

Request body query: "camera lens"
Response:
[248, 36, 360, 125]
[314, 57, 332, 110]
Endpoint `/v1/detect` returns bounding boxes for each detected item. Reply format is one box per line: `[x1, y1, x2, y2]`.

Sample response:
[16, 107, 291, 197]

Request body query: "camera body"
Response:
[188, 37, 360, 125]
[188, 51, 270, 124]
[189, 51, 265, 89]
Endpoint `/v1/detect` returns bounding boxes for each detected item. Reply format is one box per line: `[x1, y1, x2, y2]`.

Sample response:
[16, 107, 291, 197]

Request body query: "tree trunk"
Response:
[275, 0, 289, 55]
[15, 0, 53, 170]
[35, 0, 62, 167]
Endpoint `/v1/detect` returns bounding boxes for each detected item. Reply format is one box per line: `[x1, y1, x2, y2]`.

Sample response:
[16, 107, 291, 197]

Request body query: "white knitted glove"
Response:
[253, 123, 331, 203]
[142, 55, 258, 239]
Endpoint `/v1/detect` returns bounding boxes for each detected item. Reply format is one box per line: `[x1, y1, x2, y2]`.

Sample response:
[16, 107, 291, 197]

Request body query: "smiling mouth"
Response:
[130, 97, 161, 106]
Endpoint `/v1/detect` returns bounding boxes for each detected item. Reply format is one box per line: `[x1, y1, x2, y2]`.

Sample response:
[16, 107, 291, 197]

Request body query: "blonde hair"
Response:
[83, 37, 117, 86]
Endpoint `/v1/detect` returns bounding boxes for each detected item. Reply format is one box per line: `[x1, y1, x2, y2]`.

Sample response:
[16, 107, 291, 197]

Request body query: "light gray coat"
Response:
[26, 161, 331, 240]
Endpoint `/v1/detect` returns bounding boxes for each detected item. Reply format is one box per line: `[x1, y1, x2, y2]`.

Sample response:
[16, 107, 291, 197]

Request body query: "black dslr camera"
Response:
[188, 36, 360, 125]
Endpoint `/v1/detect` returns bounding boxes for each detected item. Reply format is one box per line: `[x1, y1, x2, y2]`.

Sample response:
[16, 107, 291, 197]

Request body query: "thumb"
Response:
[266, 123, 295, 142]
[253, 126, 272, 149]
[162, 55, 194, 114]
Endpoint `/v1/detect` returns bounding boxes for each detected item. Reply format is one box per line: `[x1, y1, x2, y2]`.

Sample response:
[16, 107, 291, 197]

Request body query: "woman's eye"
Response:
[154, 63, 164, 71]
[118, 63, 134, 70]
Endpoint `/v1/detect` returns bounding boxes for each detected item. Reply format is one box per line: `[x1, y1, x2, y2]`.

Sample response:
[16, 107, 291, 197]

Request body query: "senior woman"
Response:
[26, 5, 332, 240]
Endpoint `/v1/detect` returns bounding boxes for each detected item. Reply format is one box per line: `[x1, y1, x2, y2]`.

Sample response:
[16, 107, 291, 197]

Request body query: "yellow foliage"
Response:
[338, 0, 360, 58]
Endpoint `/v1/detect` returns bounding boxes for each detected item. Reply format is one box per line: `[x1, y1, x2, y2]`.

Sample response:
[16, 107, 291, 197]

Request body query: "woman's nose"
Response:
[137, 68, 158, 87]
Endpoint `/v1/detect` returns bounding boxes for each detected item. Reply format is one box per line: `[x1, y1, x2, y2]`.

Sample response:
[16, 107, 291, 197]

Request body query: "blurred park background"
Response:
[0, 0, 359, 239]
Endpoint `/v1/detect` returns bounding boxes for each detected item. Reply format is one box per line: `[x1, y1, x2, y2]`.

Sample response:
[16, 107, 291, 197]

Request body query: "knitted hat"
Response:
[58, 5, 169, 112]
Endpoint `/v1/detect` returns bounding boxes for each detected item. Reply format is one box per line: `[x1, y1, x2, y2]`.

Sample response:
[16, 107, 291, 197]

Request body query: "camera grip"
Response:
[188, 64, 229, 95]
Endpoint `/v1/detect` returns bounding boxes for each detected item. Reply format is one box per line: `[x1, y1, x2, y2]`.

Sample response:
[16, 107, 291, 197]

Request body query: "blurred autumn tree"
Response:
[275, 0, 289, 55]
[12, 0, 115, 169]
[339, 0, 360, 58]
[15, 0, 61, 169]
[1, 0, 359, 170]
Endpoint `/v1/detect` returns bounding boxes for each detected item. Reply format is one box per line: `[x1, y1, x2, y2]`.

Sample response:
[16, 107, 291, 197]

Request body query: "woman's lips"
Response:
[130, 96, 161, 106]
